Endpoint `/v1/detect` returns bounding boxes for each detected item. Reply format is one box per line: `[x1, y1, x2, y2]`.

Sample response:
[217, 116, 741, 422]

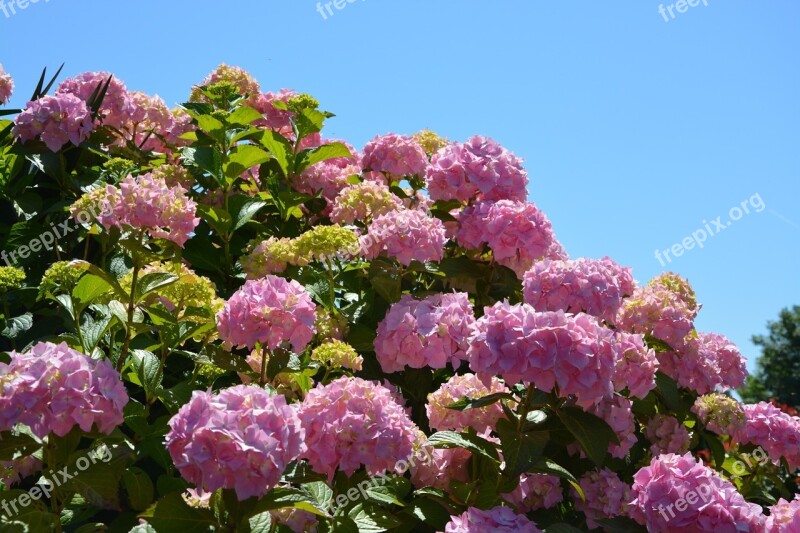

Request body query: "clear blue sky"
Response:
[2, 1, 798, 371]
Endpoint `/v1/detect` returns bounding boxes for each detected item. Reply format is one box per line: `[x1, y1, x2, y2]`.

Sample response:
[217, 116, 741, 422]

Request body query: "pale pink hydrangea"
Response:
[0, 64, 13, 105]
[426, 373, 507, 433]
[118, 91, 179, 152]
[297, 377, 419, 480]
[98, 173, 199, 246]
[457, 200, 565, 277]
[443, 506, 542, 533]
[253, 88, 296, 136]
[0, 342, 128, 438]
[590, 395, 637, 459]
[216, 276, 316, 351]
[192, 64, 260, 102]
[330, 180, 403, 225]
[168, 107, 195, 147]
[56, 71, 135, 129]
[645, 415, 691, 455]
[361, 133, 428, 178]
[766, 495, 800, 533]
[505, 474, 563, 512]
[629, 453, 765, 532]
[467, 303, 616, 408]
[731, 402, 800, 470]
[572, 469, 631, 529]
[295, 160, 360, 208]
[691, 393, 746, 436]
[13, 94, 94, 151]
[522, 257, 635, 323]
[360, 209, 447, 266]
[1, 455, 43, 487]
[165, 385, 304, 501]
[658, 333, 748, 394]
[612, 331, 658, 399]
[410, 446, 471, 491]
[375, 293, 476, 372]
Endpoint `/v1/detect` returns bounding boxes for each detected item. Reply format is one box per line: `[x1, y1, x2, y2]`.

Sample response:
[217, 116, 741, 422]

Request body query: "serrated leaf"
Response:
[227, 196, 268, 231]
[139, 493, 217, 533]
[227, 105, 263, 127]
[347, 503, 403, 533]
[295, 142, 352, 174]
[1, 313, 32, 339]
[446, 392, 514, 411]
[0, 432, 40, 461]
[72, 274, 113, 305]
[225, 144, 271, 180]
[135, 273, 179, 302]
[123, 467, 155, 511]
[425, 431, 500, 462]
[256, 131, 293, 177]
[556, 407, 618, 467]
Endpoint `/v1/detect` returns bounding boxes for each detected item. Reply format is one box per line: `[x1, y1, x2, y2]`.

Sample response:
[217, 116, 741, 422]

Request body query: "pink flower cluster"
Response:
[731, 402, 800, 470]
[410, 446, 471, 491]
[457, 200, 564, 276]
[443, 506, 542, 533]
[98, 173, 199, 246]
[165, 385, 304, 500]
[589, 395, 637, 459]
[505, 474, 563, 512]
[193, 64, 261, 102]
[572, 469, 631, 529]
[766, 495, 800, 532]
[254, 89, 295, 136]
[13, 94, 94, 152]
[629, 453, 764, 532]
[297, 377, 419, 480]
[645, 415, 691, 455]
[330, 180, 403, 225]
[522, 257, 635, 323]
[1, 455, 42, 487]
[426, 373, 507, 433]
[612, 331, 658, 399]
[120, 91, 190, 152]
[426, 136, 529, 203]
[659, 333, 748, 394]
[360, 209, 447, 266]
[216, 276, 316, 351]
[375, 293, 475, 373]
[467, 303, 616, 408]
[0, 342, 128, 438]
[295, 141, 360, 207]
[361, 133, 428, 178]
[0, 64, 13, 105]
[692, 393, 746, 436]
[56, 71, 136, 129]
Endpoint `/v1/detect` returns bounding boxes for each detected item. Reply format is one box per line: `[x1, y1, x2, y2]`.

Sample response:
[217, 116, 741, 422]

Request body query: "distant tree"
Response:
[740, 306, 800, 407]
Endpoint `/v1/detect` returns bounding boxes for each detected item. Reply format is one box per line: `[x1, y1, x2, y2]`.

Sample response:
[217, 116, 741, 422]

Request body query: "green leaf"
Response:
[252, 487, 330, 517]
[295, 108, 328, 140]
[197, 205, 233, 234]
[256, 131, 293, 177]
[243, 511, 273, 533]
[0, 432, 40, 461]
[295, 142, 352, 174]
[122, 467, 155, 511]
[225, 144, 271, 181]
[655, 371, 684, 414]
[72, 274, 113, 305]
[69, 261, 128, 301]
[446, 392, 514, 411]
[227, 105, 263, 127]
[1, 313, 32, 339]
[183, 146, 224, 186]
[556, 407, 618, 467]
[227, 196, 268, 231]
[592, 517, 649, 533]
[61, 453, 127, 511]
[496, 424, 548, 477]
[139, 493, 217, 533]
[135, 273, 179, 302]
[130, 350, 161, 398]
[528, 458, 583, 500]
[425, 431, 500, 462]
[402, 498, 451, 531]
[704, 431, 726, 469]
[347, 503, 403, 533]
[194, 114, 226, 141]
[303, 481, 334, 514]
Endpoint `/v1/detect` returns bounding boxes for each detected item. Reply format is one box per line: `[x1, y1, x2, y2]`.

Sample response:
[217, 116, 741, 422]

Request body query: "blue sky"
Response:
[2, 1, 798, 371]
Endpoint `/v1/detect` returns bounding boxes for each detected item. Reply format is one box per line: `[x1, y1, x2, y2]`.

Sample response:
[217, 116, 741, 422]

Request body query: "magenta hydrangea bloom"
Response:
[572, 469, 631, 529]
[467, 303, 616, 408]
[13, 94, 94, 152]
[410, 446, 471, 491]
[731, 402, 800, 471]
[0, 64, 13, 105]
[629, 453, 765, 532]
[612, 331, 658, 399]
[590, 395, 637, 459]
[375, 293, 475, 373]
[166, 385, 305, 501]
[443, 506, 543, 533]
[505, 474, 563, 513]
[766, 495, 800, 533]
[297, 377, 419, 480]
[98, 173, 199, 246]
[645, 415, 691, 455]
[216, 276, 316, 352]
[522, 257, 635, 323]
[361, 133, 428, 178]
[56, 71, 136, 129]
[360, 209, 447, 266]
[658, 332, 748, 394]
[426, 373, 507, 433]
[457, 200, 565, 277]
[0, 342, 128, 438]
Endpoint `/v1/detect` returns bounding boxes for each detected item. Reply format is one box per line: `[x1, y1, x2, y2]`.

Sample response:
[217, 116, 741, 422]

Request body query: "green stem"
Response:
[259, 345, 270, 387]
[117, 261, 141, 372]
[45, 436, 64, 533]
[2, 295, 14, 350]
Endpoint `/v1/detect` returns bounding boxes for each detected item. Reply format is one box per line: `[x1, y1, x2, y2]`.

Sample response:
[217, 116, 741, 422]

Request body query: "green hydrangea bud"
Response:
[104, 157, 135, 177]
[287, 93, 320, 113]
[38, 261, 85, 299]
[649, 272, 698, 313]
[413, 129, 448, 157]
[294, 225, 360, 264]
[312, 340, 363, 371]
[314, 308, 349, 341]
[0, 267, 25, 293]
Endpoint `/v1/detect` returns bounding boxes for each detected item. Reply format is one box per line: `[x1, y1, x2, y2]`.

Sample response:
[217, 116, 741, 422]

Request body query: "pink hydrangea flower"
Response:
[297, 377, 419, 480]
[731, 402, 800, 471]
[629, 453, 765, 532]
[410, 445, 471, 491]
[590, 395, 637, 459]
[216, 276, 316, 352]
[192, 64, 260, 103]
[98, 173, 199, 246]
[692, 393, 746, 436]
[0, 64, 13, 105]
[254, 89, 296, 136]
[443, 506, 543, 533]
[522, 257, 635, 323]
[294, 140, 360, 208]
[645, 415, 691, 455]
[658, 333, 748, 394]
[612, 331, 658, 399]
[467, 303, 616, 408]
[0, 342, 128, 438]
[360, 209, 447, 266]
[271, 508, 319, 533]
[13, 94, 94, 152]
[426, 373, 507, 433]
[375, 293, 475, 372]
[1, 455, 43, 487]
[766, 495, 800, 533]
[457, 200, 565, 277]
[166, 385, 304, 501]
[118, 91, 179, 152]
[361, 133, 428, 178]
[330, 180, 403, 225]
[572, 469, 631, 529]
[505, 474, 563, 512]
[56, 71, 135, 129]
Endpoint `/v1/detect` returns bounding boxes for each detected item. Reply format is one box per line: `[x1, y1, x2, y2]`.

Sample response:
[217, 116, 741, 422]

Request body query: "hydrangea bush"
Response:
[0, 64, 797, 532]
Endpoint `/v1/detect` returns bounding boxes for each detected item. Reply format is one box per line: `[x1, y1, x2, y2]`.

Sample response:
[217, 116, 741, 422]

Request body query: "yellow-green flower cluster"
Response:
[104, 158, 135, 178]
[0, 267, 25, 293]
[413, 129, 449, 157]
[311, 340, 363, 371]
[151, 164, 193, 189]
[69, 188, 109, 227]
[122, 262, 223, 318]
[287, 93, 320, 113]
[649, 272, 699, 314]
[38, 261, 85, 299]
[314, 307, 349, 341]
